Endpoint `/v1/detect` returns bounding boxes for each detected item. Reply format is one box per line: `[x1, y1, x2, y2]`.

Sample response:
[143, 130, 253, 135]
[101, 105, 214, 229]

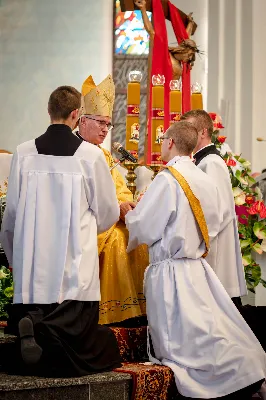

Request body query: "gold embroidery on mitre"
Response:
[81, 74, 115, 118]
[166, 166, 210, 257]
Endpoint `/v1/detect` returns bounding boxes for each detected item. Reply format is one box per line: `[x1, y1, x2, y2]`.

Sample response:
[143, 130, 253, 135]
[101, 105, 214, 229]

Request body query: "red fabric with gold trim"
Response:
[127, 105, 140, 116]
[152, 108, 164, 119]
[151, 152, 162, 164]
[110, 327, 148, 362]
[170, 112, 181, 122]
[115, 362, 178, 400]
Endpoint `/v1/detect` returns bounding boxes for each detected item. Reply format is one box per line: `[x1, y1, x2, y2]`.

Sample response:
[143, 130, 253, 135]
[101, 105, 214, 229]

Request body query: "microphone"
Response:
[112, 142, 137, 163]
[257, 137, 266, 142]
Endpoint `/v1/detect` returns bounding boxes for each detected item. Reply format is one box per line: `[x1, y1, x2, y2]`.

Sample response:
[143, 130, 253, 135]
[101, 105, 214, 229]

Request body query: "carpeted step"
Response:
[110, 326, 148, 362]
[115, 362, 178, 400]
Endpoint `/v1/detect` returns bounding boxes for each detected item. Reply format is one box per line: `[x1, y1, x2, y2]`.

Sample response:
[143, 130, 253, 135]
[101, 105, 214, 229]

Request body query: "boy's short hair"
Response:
[48, 86, 81, 121]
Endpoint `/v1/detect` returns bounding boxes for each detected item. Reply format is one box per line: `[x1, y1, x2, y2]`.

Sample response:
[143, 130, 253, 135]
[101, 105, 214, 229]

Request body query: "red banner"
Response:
[147, 0, 192, 165]
[168, 2, 191, 113]
[147, 0, 172, 165]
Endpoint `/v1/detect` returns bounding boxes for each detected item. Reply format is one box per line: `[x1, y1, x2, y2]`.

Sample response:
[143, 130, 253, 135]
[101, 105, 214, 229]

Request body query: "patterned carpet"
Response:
[115, 362, 178, 400]
[111, 326, 178, 399]
[110, 326, 148, 362]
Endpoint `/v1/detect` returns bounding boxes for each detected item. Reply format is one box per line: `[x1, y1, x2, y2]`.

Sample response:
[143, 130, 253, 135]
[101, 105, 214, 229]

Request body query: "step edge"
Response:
[0, 372, 132, 392]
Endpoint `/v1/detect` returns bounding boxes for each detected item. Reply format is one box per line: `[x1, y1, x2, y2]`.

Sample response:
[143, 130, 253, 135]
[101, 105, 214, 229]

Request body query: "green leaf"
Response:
[4, 286, 13, 298]
[253, 243, 263, 254]
[253, 222, 266, 239]
[236, 174, 249, 186]
[252, 264, 262, 281]
[248, 176, 256, 186]
[248, 287, 256, 294]
[235, 170, 241, 179]
[243, 160, 251, 169]
[242, 253, 252, 266]
[240, 239, 252, 249]
[246, 263, 262, 285]
[260, 278, 266, 288]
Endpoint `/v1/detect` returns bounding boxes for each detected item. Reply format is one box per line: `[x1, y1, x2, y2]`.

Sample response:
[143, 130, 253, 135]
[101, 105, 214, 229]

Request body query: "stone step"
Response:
[0, 371, 132, 400]
[0, 331, 141, 400]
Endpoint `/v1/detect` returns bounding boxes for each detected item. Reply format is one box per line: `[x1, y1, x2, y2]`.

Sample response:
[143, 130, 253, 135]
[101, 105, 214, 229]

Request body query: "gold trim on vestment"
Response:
[166, 166, 209, 258]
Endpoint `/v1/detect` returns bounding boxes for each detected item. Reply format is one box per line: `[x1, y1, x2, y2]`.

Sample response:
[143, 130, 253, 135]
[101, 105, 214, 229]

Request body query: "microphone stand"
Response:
[109, 156, 126, 172]
[110, 154, 139, 196]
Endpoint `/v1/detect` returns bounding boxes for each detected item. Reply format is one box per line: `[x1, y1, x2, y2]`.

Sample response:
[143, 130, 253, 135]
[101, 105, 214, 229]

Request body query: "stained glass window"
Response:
[114, 0, 152, 55]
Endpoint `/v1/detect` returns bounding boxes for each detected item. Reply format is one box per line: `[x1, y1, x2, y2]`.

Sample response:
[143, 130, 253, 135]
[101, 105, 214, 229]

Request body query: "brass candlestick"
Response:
[124, 162, 138, 196]
[149, 165, 161, 180]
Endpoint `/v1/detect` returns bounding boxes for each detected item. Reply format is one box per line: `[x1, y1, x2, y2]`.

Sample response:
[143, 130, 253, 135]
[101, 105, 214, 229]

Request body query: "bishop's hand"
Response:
[119, 201, 136, 221]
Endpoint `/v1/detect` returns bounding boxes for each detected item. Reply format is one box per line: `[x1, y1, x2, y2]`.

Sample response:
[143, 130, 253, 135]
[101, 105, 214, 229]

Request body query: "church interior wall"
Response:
[207, 0, 266, 175]
[0, 0, 113, 152]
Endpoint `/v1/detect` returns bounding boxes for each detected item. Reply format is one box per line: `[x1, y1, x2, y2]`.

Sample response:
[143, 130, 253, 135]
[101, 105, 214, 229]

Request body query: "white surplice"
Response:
[196, 151, 247, 298]
[0, 139, 119, 304]
[126, 156, 265, 399]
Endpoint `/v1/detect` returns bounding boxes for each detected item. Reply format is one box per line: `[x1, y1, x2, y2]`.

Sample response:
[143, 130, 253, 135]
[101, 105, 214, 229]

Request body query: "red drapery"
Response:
[147, 0, 191, 164]
[147, 0, 172, 164]
[168, 1, 191, 113]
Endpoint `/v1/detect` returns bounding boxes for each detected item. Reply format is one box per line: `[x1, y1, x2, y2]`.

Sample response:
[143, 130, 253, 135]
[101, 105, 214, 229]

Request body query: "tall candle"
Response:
[170, 80, 181, 124]
[125, 71, 142, 161]
[191, 82, 203, 110]
[150, 74, 165, 165]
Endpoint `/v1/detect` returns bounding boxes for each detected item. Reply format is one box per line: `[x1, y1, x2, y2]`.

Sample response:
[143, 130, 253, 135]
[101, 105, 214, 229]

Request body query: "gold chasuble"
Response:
[98, 147, 149, 324]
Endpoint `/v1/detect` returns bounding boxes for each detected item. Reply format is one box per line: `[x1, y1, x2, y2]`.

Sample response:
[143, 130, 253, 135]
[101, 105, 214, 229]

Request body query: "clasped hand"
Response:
[120, 201, 136, 221]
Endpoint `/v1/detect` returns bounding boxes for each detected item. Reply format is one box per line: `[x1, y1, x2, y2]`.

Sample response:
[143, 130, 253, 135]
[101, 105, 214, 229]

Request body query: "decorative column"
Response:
[124, 70, 142, 196]
[150, 74, 165, 166]
[125, 70, 142, 160]
[170, 79, 182, 124]
[191, 82, 203, 110]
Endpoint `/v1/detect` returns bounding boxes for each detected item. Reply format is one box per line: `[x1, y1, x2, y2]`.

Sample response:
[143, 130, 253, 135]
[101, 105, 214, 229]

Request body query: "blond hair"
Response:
[166, 121, 198, 155]
[181, 109, 213, 138]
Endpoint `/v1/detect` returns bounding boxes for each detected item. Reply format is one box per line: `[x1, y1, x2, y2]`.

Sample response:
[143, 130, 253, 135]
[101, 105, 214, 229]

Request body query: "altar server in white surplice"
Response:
[0, 86, 122, 377]
[181, 110, 247, 302]
[125, 121, 265, 399]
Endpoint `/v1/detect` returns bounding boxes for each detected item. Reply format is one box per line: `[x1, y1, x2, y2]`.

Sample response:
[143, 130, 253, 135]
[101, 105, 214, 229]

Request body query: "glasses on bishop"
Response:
[85, 116, 114, 132]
